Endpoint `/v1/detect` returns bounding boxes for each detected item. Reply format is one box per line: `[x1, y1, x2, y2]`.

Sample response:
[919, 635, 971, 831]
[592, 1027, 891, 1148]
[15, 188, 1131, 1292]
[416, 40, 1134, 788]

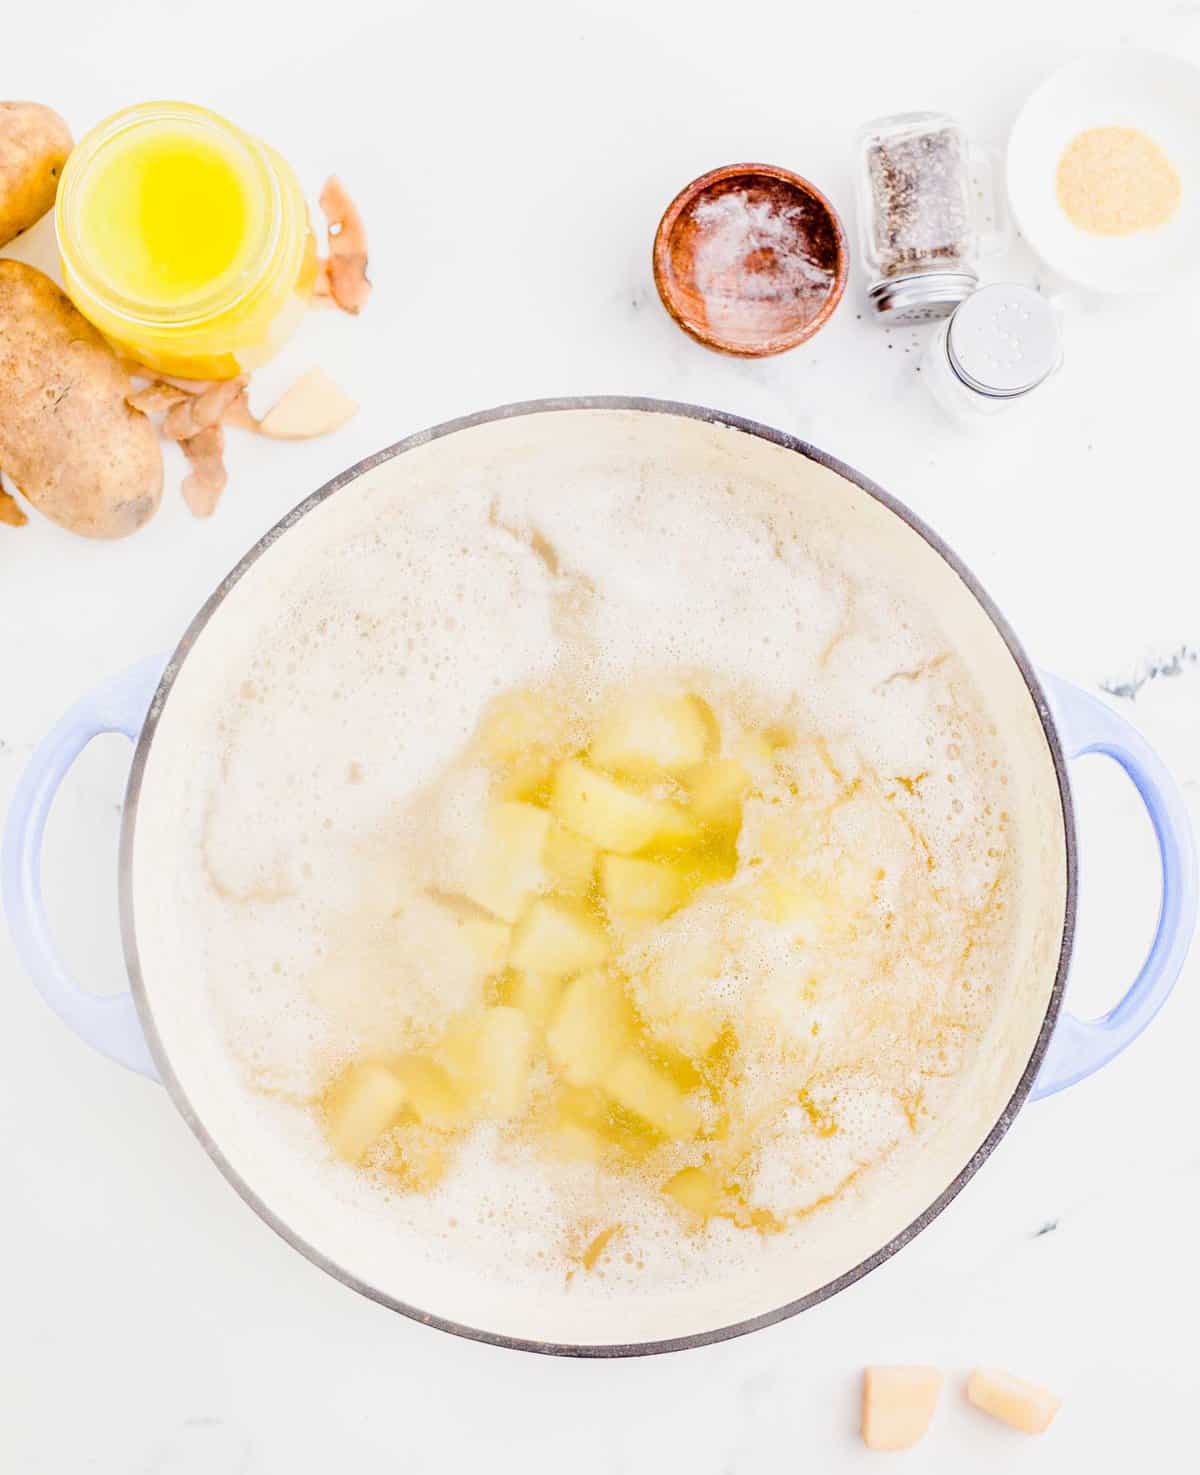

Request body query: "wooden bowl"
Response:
[653, 163, 848, 356]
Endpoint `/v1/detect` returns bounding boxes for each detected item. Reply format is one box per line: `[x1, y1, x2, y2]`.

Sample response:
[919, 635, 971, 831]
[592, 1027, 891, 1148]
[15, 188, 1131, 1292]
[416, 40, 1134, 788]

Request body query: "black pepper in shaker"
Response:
[856, 111, 980, 324]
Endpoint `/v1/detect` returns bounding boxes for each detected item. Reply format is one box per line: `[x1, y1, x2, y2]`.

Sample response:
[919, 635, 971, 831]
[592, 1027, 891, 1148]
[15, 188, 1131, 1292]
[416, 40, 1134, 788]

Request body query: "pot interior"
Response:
[125, 404, 1068, 1351]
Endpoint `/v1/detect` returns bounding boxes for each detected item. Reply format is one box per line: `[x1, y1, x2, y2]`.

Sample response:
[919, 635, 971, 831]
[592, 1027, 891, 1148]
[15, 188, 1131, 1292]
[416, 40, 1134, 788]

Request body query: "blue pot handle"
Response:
[1032, 672, 1198, 1099]
[2, 654, 168, 1080]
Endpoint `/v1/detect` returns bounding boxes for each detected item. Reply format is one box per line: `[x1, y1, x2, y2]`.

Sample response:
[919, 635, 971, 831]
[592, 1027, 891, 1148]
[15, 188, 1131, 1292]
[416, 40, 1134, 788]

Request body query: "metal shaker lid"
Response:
[868, 269, 979, 325]
[947, 283, 1061, 397]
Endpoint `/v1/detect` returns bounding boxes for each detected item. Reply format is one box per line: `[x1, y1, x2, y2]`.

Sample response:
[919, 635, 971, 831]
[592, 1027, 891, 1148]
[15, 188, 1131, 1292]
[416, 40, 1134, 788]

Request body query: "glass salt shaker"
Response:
[856, 111, 984, 324]
[921, 283, 1063, 427]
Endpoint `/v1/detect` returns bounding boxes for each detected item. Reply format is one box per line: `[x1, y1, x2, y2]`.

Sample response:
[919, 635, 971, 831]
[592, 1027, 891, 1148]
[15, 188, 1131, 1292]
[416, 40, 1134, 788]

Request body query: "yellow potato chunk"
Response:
[441, 1006, 532, 1118]
[510, 897, 611, 978]
[603, 1051, 700, 1139]
[663, 1166, 721, 1219]
[862, 1367, 943, 1451]
[551, 759, 696, 854]
[966, 1369, 1060, 1435]
[685, 757, 750, 829]
[589, 693, 715, 777]
[461, 801, 550, 923]
[601, 853, 690, 925]
[321, 1059, 409, 1163]
[458, 916, 511, 973]
[509, 969, 565, 1034]
[391, 1056, 467, 1129]
[543, 821, 597, 895]
[547, 970, 634, 1086]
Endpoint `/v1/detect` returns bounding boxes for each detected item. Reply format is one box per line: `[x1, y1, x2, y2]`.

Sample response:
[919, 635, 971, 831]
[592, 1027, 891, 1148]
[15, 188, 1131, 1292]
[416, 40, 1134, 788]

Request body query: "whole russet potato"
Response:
[0, 102, 72, 247]
[0, 261, 163, 538]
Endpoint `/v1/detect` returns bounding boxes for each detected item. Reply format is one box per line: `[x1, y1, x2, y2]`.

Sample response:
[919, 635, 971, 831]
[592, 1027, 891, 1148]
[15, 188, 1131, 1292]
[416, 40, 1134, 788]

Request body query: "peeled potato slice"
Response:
[589, 693, 714, 777]
[685, 757, 750, 829]
[966, 1368, 1060, 1435]
[544, 821, 597, 895]
[391, 1056, 466, 1129]
[508, 968, 565, 1034]
[510, 897, 610, 978]
[321, 1059, 409, 1163]
[461, 801, 550, 924]
[601, 853, 690, 925]
[441, 1006, 531, 1118]
[603, 1051, 700, 1139]
[259, 367, 358, 439]
[551, 759, 697, 854]
[861, 1366, 943, 1451]
[547, 969, 633, 1086]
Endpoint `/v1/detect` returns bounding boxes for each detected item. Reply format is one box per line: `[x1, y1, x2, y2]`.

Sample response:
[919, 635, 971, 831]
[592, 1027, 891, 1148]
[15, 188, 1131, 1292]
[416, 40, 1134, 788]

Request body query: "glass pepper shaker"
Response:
[856, 111, 983, 324]
[920, 283, 1063, 426]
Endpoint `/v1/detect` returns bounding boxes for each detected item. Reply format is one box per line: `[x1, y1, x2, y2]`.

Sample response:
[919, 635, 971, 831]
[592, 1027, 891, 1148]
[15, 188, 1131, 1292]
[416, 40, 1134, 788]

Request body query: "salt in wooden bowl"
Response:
[653, 163, 848, 356]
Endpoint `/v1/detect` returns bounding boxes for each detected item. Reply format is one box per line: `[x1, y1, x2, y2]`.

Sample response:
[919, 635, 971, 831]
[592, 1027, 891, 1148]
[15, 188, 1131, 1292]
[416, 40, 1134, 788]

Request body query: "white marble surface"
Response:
[2, 1, 1200, 1469]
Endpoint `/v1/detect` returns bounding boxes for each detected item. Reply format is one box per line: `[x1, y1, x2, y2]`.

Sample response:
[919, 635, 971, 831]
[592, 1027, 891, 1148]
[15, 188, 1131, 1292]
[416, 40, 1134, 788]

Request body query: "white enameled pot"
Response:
[5, 400, 1195, 1355]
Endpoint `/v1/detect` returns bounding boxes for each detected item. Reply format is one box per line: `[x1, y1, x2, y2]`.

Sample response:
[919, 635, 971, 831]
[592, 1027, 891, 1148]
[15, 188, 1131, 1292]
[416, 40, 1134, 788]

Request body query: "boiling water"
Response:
[179, 450, 1022, 1296]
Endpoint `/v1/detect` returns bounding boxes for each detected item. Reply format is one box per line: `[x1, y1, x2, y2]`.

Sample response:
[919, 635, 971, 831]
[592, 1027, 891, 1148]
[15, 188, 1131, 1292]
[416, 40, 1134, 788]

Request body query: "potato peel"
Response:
[126, 381, 190, 416]
[259, 367, 357, 440]
[0, 485, 27, 527]
[164, 376, 249, 441]
[180, 426, 227, 518]
[318, 176, 371, 314]
[222, 386, 260, 431]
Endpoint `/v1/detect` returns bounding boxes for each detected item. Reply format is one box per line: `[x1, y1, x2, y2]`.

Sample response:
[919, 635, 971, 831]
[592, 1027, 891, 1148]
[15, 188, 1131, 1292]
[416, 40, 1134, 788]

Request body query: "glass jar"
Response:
[856, 111, 981, 324]
[920, 283, 1063, 427]
[56, 102, 317, 380]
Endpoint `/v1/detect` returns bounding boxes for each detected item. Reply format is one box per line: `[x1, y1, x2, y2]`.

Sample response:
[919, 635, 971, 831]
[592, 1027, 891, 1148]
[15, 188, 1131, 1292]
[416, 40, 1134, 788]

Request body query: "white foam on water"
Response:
[168, 447, 1024, 1298]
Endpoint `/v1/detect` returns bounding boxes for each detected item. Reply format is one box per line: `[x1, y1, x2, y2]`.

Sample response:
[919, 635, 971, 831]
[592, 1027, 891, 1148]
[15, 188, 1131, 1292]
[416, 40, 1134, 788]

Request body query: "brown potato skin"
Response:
[0, 102, 73, 247]
[0, 262, 163, 538]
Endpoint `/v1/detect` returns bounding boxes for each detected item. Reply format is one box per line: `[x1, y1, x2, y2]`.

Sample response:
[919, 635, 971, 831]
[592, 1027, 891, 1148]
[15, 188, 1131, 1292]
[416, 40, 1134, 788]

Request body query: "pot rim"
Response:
[118, 396, 1077, 1358]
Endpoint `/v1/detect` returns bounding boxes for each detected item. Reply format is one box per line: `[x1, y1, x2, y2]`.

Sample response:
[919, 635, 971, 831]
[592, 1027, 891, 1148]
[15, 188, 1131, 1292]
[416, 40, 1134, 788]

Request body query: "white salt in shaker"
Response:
[920, 283, 1063, 427]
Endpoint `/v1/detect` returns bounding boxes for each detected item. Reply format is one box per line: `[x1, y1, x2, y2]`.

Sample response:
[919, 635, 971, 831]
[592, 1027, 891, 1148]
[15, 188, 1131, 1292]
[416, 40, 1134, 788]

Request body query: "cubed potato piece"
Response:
[461, 801, 550, 923]
[391, 1056, 467, 1129]
[663, 1165, 721, 1219]
[509, 969, 565, 1033]
[686, 757, 750, 829]
[321, 1059, 410, 1163]
[442, 1006, 532, 1118]
[862, 1366, 943, 1451]
[544, 821, 597, 894]
[458, 916, 511, 973]
[589, 693, 715, 777]
[510, 897, 611, 978]
[551, 759, 697, 854]
[555, 1082, 653, 1158]
[966, 1369, 1060, 1435]
[603, 1051, 700, 1139]
[601, 853, 690, 925]
[547, 970, 634, 1085]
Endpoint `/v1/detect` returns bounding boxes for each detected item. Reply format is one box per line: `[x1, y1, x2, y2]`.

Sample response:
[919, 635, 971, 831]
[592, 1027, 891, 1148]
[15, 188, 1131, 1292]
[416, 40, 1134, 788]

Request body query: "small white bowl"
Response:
[1007, 49, 1200, 294]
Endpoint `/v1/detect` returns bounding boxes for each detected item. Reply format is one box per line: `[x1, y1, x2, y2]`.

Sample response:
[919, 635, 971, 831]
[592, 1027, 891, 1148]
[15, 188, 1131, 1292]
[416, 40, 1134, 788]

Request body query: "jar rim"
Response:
[56, 101, 285, 331]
